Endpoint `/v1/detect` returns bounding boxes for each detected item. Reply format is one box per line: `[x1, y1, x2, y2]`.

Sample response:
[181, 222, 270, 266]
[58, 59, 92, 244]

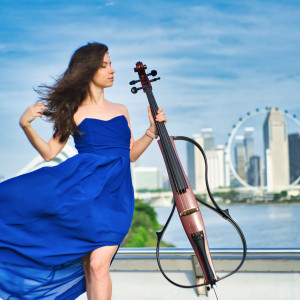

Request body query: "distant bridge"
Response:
[134, 185, 300, 206]
[134, 191, 174, 206]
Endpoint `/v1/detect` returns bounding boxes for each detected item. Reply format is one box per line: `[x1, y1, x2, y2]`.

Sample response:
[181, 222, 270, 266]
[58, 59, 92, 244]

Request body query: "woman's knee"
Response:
[89, 257, 110, 278]
[88, 246, 118, 279]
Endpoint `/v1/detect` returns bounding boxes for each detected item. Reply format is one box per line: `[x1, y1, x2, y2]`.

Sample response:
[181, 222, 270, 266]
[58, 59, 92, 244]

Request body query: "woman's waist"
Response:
[76, 146, 130, 158]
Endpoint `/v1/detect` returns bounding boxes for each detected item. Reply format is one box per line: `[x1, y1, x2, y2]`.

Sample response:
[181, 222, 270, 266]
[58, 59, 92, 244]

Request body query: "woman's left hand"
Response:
[147, 106, 167, 135]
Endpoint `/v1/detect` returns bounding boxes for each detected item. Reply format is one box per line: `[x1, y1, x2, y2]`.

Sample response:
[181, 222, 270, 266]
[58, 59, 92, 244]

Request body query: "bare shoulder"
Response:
[114, 103, 128, 113]
[114, 103, 130, 118]
[113, 103, 131, 128]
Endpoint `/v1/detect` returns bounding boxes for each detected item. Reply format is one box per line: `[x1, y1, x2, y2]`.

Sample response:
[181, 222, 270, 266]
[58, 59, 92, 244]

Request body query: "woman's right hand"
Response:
[19, 103, 47, 128]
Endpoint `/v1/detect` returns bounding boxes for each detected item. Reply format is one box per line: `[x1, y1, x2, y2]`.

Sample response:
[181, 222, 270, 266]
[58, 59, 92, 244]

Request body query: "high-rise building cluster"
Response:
[233, 128, 261, 187]
[187, 108, 299, 193]
[231, 107, 299, 192]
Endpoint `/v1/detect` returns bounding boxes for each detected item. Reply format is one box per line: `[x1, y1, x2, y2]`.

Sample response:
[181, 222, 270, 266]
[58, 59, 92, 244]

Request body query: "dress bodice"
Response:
[74, 115, 131, 158]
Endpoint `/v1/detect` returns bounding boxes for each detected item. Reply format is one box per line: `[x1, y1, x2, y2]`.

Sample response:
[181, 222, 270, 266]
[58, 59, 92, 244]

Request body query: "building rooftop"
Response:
[76, 248, 300, 300]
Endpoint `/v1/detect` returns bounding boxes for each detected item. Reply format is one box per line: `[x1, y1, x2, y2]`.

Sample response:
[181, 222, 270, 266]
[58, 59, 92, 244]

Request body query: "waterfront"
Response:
[154, 204, 300, 248]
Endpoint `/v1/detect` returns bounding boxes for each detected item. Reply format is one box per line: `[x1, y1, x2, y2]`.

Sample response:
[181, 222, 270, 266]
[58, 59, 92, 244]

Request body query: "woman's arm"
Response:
[122, 105, 166, 163]
[19, 103, 67, 161]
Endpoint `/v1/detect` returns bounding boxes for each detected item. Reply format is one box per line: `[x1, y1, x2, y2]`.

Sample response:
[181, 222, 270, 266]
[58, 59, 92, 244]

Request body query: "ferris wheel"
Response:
[226, 107, 300, 189]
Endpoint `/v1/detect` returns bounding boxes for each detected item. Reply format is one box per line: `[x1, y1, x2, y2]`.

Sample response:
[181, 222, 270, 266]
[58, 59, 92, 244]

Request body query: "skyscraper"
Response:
[206, 145, 229, 189]
[247, 155, 261, 186]
[201, 128, 215, 151]
[187, 134, 229, 193]
[263, 108, 290, 191]
[234, 136, 246, 181]
[288, 133, 300, 183]
[244, 128, 255, 168]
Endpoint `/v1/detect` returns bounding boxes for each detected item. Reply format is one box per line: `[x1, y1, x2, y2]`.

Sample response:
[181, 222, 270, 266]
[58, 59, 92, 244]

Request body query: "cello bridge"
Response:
[179, 207, 199, 217]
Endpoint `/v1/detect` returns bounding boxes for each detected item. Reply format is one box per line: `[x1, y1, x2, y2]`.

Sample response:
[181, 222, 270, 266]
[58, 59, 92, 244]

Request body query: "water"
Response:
[154, 204, 300, 248]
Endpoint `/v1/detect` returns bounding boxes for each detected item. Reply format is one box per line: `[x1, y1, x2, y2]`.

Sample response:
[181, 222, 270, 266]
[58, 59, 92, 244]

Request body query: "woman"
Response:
[0, 42, 166, 299]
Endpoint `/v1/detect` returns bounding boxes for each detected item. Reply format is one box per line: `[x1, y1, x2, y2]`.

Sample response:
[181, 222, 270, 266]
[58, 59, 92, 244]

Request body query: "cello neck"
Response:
[143, 86, 188, 193]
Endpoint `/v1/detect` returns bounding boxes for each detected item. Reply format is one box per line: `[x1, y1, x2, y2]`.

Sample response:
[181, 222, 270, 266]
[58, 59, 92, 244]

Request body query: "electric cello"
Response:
[130, 62, 247, 294]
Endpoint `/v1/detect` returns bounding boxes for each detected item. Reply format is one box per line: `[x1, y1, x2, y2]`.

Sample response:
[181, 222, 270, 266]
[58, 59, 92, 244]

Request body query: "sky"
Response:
[1, 0, 300, 179]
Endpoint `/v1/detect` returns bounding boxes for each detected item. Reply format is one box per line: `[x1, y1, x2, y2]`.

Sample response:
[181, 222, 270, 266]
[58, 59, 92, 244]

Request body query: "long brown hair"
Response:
[37, 42, 108, 142]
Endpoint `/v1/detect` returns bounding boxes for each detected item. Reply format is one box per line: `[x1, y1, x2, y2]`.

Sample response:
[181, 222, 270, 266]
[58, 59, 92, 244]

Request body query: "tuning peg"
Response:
[149, 77, 160, 83]
[147, 70, 157, 77]
[131, 87, 143, 94]
[129, 79, 140, 85]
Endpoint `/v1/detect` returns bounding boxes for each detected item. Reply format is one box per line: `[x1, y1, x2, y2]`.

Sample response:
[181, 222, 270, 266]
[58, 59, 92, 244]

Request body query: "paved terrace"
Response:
[77, 248, 300, 300]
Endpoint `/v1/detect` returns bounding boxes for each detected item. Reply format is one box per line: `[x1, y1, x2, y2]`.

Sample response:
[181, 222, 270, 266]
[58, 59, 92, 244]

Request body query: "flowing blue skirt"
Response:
[0, 151, 134, 299]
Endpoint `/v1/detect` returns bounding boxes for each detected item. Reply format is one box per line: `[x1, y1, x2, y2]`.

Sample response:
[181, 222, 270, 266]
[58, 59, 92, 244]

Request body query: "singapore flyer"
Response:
[226, 107, 300, 191]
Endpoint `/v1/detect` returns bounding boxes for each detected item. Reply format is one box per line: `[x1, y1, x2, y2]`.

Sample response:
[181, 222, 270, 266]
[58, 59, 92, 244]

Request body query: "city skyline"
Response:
[132, 106, 300, 192]
[183, 107, 300, 193]
[1, 0, 300, 178]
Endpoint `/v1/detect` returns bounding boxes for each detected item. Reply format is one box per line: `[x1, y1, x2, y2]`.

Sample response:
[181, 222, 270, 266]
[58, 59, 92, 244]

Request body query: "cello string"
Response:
[145, 88, 176, 184]
[144, 88, 188, 213]
[146, 88, 195, 212]
[146, 89, 186, 190]
[145, 87, 187, 192]
[166, 132, 215, 280]
[167, 137, 189, 211]
[157, 117, 187, 190]
[146, 89, 190, 213]
[145, 80, 218, 286]
[138, 67, 186, 191]
[157, 111, 213, 281]
[145, 79, 215, 281]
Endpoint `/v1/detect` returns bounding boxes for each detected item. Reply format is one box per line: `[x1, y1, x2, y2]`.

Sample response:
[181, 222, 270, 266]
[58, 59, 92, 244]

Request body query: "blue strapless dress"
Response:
[0, 116, 134, 299]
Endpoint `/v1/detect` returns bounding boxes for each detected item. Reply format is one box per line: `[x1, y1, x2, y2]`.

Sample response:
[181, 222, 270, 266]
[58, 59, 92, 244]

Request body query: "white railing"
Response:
[113, 248, 300, 272]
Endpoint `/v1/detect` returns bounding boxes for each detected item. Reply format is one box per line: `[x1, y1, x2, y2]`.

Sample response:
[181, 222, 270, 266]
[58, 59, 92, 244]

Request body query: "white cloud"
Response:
[0, 0, 300, 177]
[105, 1, 115, 6]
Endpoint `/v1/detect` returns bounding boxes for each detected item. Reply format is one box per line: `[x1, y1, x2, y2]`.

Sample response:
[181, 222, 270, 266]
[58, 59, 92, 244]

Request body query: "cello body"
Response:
[158, 138, 217, 284]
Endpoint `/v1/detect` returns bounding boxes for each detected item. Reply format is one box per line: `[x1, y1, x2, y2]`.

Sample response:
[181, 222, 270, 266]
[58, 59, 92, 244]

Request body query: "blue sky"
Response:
[1, 0, 300, 178]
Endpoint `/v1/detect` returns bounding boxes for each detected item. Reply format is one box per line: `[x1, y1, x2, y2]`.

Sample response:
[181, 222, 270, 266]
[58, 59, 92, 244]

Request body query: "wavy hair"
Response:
[37, 42, 108, 142]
